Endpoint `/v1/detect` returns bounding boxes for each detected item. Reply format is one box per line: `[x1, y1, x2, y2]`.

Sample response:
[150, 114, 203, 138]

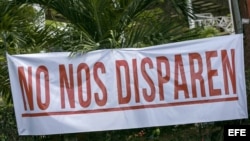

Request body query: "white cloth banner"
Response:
[7, 34, 248, 135]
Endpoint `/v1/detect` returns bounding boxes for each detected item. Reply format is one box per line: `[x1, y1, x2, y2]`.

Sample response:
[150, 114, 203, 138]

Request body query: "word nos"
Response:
[224, 125, 250, 141]
[17, 49, 236, 113]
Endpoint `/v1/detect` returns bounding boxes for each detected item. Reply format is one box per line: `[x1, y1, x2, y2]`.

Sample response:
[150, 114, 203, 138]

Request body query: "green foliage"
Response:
[19, 0, 202, 54]
[0, 1, 35, 52]
[0, 63, 11, 104]
[0, 105, 18, 141]
[198, 26, 220, 38]
[0, 0, 248, 141]
[0, 0, 69, 102]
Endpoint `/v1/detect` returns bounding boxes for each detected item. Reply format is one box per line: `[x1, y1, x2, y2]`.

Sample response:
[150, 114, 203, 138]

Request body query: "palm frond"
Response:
[0, 0, 72, 104]
[18, 0, 200, 52]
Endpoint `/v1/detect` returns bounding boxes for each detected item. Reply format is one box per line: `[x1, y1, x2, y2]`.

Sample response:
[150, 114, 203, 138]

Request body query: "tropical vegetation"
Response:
[0, 0, 248, 140]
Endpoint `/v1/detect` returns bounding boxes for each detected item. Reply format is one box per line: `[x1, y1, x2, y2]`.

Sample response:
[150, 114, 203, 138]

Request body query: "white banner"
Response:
[7, 34, 248, 135]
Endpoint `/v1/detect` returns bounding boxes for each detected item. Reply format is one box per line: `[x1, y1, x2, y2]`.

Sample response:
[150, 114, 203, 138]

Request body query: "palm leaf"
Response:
[0, 1, 72, 104]
[19, 0, 197, 51]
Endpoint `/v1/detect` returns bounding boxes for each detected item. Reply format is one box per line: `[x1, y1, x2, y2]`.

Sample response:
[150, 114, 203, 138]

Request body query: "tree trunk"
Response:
[238, 0, 250, 124]
[239, 0, 250, 69]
